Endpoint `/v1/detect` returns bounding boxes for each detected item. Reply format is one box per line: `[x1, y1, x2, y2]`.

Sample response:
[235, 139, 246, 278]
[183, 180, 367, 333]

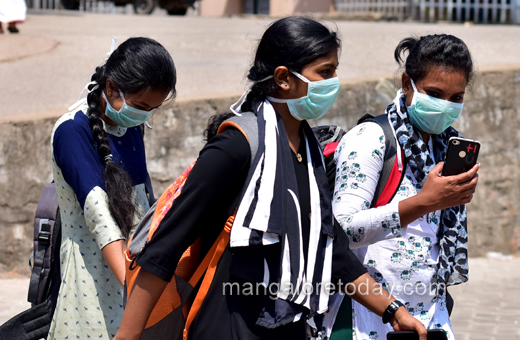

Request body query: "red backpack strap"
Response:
[372, 149, 406, 208]
[357, 114, 406, 208]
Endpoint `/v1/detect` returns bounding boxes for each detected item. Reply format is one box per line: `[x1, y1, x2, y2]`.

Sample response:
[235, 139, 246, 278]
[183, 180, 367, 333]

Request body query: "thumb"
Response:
[431, 162, 444, 177]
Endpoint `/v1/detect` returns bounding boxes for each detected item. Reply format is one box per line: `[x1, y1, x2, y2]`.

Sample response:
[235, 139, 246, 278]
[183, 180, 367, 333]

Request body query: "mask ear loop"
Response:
[229, 86, 251, 116]
[68, 81, 99, 111]
[118, 90, 126, 105]
[399, 77, 416, 120]
[289, 71, 310, 84]
[229, 75, 274, 116]
[410, 78, 418, 92]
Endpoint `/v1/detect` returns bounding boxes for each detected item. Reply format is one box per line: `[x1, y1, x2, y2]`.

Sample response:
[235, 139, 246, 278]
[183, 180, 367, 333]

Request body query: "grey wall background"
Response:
[1, 68, 519, 273]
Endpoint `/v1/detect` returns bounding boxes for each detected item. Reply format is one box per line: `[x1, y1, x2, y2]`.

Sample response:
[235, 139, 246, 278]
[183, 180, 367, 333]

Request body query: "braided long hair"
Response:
[86, 37, 176, 237]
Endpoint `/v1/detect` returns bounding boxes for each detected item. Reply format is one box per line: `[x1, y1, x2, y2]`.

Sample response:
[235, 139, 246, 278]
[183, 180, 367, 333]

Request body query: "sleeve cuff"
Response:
[136, 255, 174, 283]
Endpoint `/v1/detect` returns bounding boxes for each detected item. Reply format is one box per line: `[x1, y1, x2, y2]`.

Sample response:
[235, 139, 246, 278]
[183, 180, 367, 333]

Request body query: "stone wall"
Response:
[1, 68, 519, 273]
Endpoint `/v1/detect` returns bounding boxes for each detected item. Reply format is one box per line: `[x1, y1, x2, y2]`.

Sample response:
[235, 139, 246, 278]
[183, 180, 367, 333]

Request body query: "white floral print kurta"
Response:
[322, 122, 454, 340]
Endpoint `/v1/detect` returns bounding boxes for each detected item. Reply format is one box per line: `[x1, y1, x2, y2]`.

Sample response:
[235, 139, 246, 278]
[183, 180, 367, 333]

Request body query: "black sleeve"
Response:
[136, 128, 251, 282]
[331, 218, 367, 285]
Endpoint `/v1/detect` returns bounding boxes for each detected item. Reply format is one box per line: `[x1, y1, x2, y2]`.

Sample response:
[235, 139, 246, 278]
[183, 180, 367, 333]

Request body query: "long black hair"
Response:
[86, 37, 176, 237]
[204, 16, 340, 141]
[394, 34, 474, 84]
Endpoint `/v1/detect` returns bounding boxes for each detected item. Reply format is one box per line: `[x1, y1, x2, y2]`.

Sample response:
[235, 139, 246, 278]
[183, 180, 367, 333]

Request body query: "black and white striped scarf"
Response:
[386, 90, 469, 296]
[231, 100, 335, 328]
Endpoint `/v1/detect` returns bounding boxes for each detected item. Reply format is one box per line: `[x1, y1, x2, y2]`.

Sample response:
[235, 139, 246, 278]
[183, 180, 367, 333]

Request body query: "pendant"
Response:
[297, 153, 302, 163]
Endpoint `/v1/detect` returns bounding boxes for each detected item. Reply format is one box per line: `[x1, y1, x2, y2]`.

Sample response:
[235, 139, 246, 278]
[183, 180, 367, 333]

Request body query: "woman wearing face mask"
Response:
[327, 34, 479, 340]
[47, 37, 176, 340]
[114, 17, 426, 340]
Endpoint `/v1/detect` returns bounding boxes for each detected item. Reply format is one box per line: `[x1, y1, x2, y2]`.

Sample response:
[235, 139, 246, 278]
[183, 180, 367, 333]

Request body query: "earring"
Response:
[108, 91, 112, 96]
[284, 83, 288, 87]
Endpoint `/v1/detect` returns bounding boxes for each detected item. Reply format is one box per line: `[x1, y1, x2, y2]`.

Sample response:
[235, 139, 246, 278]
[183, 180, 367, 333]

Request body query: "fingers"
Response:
[431, 162, 444, 177]
[458, 172, 479, 193]
[451, 163, 480, 184]
[416, 320, 428, 340]
[460, 194, 474, 204]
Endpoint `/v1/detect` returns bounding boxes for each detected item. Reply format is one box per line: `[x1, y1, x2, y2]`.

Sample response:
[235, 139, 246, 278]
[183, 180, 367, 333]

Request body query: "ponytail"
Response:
[394, 34, 474, 84]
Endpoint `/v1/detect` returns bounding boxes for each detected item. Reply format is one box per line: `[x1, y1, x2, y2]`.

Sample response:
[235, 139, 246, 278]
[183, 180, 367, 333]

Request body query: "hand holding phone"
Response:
[442, 137, 480, 176]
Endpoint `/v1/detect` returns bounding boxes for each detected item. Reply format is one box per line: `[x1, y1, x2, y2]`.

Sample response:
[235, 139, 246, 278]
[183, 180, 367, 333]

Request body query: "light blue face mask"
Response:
[406, 79, 463, 135]
[266, 71, 340, 121]
[101, 90, 155, 128]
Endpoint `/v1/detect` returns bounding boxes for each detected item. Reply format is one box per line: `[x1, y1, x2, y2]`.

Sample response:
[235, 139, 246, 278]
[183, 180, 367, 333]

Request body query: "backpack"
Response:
[0, 124, 154, 340]
[0, 183, 61, 340]
[312, 113, 406, 208]
[124, 113, 259, 340]
[27, 184, 62, 309]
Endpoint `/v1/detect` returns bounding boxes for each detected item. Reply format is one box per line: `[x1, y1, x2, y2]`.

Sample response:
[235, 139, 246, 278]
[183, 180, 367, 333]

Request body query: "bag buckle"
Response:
[38, 219, 52, 244]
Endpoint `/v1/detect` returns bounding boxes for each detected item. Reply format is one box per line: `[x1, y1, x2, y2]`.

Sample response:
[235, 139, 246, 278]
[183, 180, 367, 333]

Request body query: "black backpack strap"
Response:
[144, 174, 156, 205]
[357, 113, 405, 208]
[311, 125, 347, 193]
[138, 123, 156, 205]
[28, 183, 59, 305]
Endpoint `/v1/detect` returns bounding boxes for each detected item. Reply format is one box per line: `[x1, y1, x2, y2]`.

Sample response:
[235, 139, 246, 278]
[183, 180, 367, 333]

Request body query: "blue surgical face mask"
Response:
[101, 90, 155, 128]
[266, 71, 340, 121]
[406, 79, 463, 135]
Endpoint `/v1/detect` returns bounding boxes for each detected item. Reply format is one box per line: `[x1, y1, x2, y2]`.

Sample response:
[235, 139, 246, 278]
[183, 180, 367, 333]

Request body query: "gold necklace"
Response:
[296, 153, 302, 163]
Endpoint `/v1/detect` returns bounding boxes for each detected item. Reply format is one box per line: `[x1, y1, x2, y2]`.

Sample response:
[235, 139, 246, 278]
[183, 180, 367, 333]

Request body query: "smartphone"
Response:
[442, 137, 480, 176]
[387, 329, 448, 340]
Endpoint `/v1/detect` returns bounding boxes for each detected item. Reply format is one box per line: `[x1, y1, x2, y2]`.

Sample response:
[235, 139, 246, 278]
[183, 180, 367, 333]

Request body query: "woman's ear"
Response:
[402, 73, 412, 97]
[105, 79, 120, 98]
[273, 66, 291, 92]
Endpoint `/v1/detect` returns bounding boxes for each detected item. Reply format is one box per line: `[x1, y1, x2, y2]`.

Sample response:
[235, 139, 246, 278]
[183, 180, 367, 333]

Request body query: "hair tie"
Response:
[104, 154, 113, 163]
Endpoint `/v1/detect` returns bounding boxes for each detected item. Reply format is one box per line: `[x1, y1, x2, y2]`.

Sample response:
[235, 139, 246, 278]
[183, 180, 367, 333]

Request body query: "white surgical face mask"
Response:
[406, 79, 463, 135]
[267, 71, 340, 121]
[102, 91, 155, 128]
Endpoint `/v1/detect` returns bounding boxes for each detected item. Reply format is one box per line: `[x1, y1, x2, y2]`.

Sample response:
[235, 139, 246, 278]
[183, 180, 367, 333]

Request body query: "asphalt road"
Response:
[1, 12, 520, 121]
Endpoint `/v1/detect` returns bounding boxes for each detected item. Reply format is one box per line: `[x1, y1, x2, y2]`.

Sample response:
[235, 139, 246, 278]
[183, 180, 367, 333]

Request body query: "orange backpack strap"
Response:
[183, 214, 235, 340]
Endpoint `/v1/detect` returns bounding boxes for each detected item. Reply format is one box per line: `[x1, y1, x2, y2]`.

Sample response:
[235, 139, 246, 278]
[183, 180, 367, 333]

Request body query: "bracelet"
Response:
[382, 300, 404, 324]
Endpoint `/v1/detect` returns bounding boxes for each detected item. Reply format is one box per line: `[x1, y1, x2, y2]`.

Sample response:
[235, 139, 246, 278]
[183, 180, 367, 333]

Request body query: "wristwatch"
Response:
[382, 300, 404, 324]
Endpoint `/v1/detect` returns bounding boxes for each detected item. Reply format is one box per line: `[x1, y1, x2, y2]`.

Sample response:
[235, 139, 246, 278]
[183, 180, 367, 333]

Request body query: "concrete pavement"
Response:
[1, 257, 519, 339]
[448, 257, 520, 340]
[1, 12, 520, 121]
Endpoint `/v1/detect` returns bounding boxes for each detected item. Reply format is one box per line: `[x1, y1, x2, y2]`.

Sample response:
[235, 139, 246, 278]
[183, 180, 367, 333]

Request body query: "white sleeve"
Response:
[84, 186, 125, 250]
[332, 122, 404, 249]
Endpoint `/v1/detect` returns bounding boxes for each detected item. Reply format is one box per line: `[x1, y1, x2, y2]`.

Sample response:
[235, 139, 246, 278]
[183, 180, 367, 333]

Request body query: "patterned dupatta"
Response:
[386, 90, 469, 296]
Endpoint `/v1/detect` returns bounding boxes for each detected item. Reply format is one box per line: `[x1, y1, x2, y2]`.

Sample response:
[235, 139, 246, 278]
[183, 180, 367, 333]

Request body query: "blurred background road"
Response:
[1, 12, 520, 121]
